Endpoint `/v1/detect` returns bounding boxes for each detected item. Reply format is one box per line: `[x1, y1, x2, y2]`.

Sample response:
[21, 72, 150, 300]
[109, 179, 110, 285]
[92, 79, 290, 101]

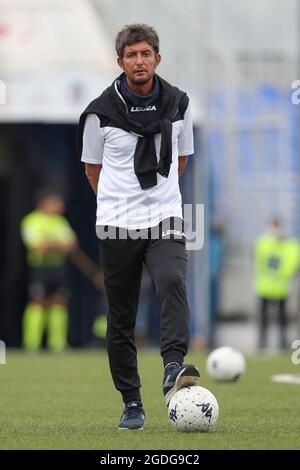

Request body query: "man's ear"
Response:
[117, 57, 124, 69]
[155, 54, 161, 67]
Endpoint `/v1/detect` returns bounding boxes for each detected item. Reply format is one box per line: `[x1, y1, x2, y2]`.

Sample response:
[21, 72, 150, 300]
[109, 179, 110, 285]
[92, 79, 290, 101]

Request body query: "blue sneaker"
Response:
[163, 363, 200, 406]
[118, 401, 145, 430]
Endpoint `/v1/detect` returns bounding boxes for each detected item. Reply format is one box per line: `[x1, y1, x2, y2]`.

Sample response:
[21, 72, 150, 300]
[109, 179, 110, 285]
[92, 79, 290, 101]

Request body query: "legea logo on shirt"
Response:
[131, 105, 157, 112]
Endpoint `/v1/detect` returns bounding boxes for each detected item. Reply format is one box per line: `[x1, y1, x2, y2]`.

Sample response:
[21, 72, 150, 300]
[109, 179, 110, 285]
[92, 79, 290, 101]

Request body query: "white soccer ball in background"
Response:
[168, 386, 219, 432]
[206, 346, 246, 382]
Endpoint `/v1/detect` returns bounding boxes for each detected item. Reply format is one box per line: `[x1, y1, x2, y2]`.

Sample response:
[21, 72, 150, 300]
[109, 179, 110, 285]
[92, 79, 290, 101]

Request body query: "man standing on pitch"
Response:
[78, 24, 199, 429]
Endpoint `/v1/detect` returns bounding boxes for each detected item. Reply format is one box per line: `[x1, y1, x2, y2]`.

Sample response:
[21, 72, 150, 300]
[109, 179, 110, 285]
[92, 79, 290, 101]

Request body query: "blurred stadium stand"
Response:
[0, 0, 300, 351]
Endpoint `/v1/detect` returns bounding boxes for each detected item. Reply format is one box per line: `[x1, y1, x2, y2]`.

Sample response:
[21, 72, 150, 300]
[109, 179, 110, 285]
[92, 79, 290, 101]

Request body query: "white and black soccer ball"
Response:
[168, 386, 219, 432]
[206, 346, 246, 382]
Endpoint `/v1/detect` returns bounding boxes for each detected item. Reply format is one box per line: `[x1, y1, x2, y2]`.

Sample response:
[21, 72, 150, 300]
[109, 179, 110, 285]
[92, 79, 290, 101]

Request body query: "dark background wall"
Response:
[0, 124, 103, 347]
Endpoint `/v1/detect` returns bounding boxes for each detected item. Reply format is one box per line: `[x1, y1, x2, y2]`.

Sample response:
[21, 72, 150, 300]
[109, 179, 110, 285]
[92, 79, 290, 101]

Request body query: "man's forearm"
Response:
[178, 156, 188, 176]
[85, 163, 102, 195]
[87, 175, 99, 194]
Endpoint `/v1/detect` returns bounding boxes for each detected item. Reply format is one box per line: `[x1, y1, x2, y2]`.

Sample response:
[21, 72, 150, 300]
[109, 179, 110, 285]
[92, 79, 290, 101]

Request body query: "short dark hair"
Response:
[115, 23, 159, 58]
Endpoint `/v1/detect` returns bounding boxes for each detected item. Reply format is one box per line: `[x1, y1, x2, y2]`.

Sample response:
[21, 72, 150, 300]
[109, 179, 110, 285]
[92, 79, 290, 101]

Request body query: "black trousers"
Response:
[259, 297, 288, 349]
[98, 218, 190, 403]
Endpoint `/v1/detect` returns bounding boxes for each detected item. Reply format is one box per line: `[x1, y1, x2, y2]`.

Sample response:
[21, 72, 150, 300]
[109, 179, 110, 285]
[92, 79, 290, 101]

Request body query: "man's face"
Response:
[41, 196, 65, 215]
[117, 41, 161, 86]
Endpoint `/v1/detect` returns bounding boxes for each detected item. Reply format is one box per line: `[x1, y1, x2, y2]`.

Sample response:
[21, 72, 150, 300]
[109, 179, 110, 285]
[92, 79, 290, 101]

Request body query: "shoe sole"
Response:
[118, 427, 144, 430]
[165, 364, 200, 406]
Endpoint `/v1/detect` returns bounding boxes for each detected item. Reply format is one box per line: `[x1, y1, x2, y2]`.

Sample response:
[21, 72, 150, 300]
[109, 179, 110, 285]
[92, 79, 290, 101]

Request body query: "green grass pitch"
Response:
[0, 350, 300, 449]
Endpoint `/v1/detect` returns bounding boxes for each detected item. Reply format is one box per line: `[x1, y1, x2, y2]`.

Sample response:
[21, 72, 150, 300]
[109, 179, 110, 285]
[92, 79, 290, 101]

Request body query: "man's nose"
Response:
[136, 53, 144, 65]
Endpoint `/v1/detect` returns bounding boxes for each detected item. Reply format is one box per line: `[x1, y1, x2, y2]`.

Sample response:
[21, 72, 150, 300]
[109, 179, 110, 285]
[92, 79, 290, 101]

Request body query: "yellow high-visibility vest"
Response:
[21, 210, 76, 267]
[254, 234, 300, 299]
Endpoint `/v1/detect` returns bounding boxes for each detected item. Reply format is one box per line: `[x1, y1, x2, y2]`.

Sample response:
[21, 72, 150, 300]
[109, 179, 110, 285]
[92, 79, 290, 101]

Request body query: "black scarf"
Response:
[77, 74, 189, 190]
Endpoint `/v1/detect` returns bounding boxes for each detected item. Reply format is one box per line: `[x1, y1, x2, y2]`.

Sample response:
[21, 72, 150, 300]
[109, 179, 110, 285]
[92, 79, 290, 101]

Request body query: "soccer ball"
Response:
[168, 386, 219, 432]
[206, 346, 246, 382]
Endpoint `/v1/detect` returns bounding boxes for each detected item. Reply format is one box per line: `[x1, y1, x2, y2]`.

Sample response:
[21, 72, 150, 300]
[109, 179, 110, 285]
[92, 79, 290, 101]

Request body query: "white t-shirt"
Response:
[81, 104, 194, 229]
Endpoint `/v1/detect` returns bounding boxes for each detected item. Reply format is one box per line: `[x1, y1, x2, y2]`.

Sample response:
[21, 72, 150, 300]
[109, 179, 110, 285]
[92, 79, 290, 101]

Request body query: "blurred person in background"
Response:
[20, 190, 77, 352]
[78, 23, 199, 430]
[254, 218, 300, 349]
